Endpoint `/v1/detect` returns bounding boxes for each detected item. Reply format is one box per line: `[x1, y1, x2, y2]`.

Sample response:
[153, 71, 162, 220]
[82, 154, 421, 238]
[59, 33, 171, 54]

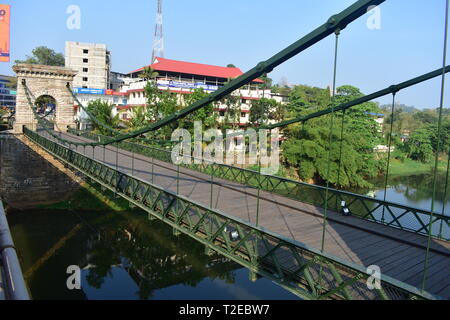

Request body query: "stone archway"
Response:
[12, 64, 77, 133]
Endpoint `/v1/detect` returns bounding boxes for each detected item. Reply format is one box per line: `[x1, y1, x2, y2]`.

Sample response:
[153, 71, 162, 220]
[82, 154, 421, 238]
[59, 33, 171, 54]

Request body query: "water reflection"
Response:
[8, 210, 298, 300]
[371, 173, 449, 213]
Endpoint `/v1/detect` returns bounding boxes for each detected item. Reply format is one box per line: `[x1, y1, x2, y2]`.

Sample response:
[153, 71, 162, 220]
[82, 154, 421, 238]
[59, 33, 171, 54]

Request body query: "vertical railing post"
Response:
[210, 161, 214, 209]
[132, 149, 135, 177]
[422, 0, 449, 292]
[151, 151, 155, 184]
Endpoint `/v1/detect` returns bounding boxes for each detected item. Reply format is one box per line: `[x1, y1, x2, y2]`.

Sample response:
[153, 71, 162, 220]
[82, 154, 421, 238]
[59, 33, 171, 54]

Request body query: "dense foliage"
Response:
[15, 46, 65, 66]
[86, 100, 119, 135]
[381, 104, 450, 163]
[282, 85, 384, 188]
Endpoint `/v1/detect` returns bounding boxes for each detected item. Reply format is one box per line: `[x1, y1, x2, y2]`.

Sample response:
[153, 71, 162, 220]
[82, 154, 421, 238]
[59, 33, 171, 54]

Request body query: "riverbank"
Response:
[387, 158, 447, 176]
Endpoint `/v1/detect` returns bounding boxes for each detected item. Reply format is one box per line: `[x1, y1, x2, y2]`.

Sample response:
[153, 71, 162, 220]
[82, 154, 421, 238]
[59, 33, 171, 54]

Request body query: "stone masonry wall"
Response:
[12, 64, 77, 133]
[0, 133, 83, 209]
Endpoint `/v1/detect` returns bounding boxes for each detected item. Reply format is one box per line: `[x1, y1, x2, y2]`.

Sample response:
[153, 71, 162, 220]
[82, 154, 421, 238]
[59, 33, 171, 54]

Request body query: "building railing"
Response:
[125, 77, 265, 95]
[0, 200, 30, 300]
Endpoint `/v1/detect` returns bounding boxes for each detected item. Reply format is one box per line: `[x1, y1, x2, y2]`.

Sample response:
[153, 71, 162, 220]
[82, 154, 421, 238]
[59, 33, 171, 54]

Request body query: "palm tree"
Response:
[125, 106, 147, 130]
[139, 67, 159, 80]
[86, 100, 120, 135]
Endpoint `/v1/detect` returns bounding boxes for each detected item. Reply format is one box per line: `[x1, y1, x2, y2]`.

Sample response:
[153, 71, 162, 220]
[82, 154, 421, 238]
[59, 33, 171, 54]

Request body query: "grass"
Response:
[37, 182, 132, 212]
[388, 158, 447, 176]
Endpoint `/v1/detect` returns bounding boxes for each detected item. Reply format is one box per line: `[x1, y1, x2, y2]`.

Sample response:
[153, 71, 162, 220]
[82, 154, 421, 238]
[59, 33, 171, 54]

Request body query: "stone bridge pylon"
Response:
[12, 64, 77, 133]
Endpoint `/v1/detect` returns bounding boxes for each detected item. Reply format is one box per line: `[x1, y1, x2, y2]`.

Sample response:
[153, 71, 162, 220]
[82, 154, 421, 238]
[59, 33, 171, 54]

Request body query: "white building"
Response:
[70, 56, 289, 134]
[65, 41, 111, 90]
[118, 57, 286, 127]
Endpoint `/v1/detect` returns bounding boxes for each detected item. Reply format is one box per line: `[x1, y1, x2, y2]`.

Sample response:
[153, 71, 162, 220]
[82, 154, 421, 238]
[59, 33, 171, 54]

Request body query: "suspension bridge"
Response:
[3, 0, 449, 300]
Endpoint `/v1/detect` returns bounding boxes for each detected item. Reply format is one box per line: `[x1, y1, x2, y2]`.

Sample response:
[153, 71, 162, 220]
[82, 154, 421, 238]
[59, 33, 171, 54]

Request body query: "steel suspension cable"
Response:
[336, 109, 346, 188]
[318, 30, 341, 292]
[382, 92, 397, 223]
[321, 29, 341, 254]
[422, 0, 449, 292]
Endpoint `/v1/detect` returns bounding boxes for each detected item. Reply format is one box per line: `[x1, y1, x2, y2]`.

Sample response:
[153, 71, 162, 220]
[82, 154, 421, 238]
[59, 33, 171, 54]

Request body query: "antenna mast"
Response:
[152, 0, 164, 63]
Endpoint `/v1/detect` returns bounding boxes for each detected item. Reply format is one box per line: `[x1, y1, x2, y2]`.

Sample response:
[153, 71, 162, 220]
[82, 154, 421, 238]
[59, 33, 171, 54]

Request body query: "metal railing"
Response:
[69, 128, 450, 241]
[26, 127, 440, 300]
[0, 200, 30, 300]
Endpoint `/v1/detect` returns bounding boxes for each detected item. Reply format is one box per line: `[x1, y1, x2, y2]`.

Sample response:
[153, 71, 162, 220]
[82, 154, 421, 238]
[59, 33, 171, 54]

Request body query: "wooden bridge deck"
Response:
[44, 132, 450, 299]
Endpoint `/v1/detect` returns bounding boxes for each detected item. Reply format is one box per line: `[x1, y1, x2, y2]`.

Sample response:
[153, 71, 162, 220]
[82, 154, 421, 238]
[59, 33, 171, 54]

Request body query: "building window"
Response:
[219, 111, 225, 117]
[83, 68, 88, 72]
[82, 86, 88, 88]
[83, 77, 88, 82]
[83, 58, 89, 63]
[83, 49, 89, 54]
[241, 112, 246, 118]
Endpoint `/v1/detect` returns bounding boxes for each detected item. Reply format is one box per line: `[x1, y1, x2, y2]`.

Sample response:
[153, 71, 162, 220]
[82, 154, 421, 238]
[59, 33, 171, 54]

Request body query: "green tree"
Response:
[86, 100, 119, 135]
[15, 46, 65, 66]
[144, 81, 179, 139]
[144, 81, 176, 121]
[271, 84, 292, 97]
[413, 109, 438, 124]
[220, 94, 241, 132]
[282, 85, 383, 188]
[403, 127, 434, 163]
[258, 73, 273, 89]
[425, 119, 450, 154]
[182, 88, 216, 131]
[35, 95, 56, 113]
[125, 106, 148, 130]
[139, 67, 159, 80]
[286, 84, 331, 116]
[249, 98, 282, 125]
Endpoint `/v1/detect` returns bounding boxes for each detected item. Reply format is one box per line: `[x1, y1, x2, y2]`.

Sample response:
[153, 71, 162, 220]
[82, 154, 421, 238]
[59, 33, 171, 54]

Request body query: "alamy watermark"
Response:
[367, 5, 381, 30]
[66, 265, 81, 290]
[66, 5, 81, 30]
[366, 265, 382, 290]
[171, 121, 280, 176]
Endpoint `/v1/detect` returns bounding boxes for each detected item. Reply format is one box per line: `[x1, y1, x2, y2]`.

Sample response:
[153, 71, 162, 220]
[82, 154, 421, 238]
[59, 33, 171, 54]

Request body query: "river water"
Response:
[8, 210, 299, 300]
[369, 173, 449, 214]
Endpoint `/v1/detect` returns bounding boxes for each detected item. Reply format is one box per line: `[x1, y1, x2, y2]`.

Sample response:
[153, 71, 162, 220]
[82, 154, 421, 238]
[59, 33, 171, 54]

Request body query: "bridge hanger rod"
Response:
[62, 0, 386, 147]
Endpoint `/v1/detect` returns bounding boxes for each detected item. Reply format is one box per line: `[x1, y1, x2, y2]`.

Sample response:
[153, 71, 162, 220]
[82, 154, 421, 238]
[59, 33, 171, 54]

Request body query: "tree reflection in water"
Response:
[82, 212, 239, 300]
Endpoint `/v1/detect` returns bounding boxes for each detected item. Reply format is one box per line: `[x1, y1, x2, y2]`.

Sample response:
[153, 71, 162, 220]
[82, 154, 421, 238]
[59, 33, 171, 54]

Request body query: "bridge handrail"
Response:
[0, 200, 30, 300]
[69, 128, 450, 241]
[25, 127, 441, 300]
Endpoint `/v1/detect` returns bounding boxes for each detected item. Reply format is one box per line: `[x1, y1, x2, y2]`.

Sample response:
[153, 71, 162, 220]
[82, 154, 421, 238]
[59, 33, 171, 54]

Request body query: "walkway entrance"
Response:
[12, 64, 77, 133]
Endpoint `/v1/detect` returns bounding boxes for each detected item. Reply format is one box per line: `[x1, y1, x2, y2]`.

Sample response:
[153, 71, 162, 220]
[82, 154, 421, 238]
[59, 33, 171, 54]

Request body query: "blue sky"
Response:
[2, 0, 449, 109]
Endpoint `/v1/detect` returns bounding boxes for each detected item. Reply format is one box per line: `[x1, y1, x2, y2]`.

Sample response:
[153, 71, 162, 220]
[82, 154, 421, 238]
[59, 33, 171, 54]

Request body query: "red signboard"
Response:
[105, 89, 125, 96]
[0, 4, 10, 62]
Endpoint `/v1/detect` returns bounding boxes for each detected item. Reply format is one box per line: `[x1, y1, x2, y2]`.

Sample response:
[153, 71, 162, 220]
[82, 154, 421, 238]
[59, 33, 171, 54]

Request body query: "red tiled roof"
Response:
[129, 57, 264, 83]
